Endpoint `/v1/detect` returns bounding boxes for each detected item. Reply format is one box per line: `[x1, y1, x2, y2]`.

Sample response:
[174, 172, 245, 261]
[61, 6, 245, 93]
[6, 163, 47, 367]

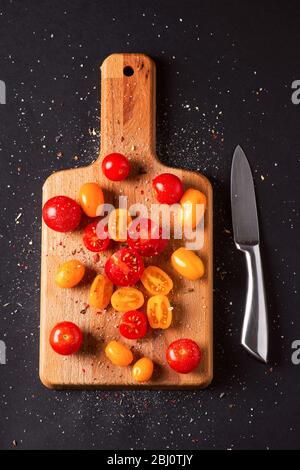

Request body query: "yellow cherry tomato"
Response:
[105, 340, 133, 366]
[79, 182, 104, 217]
[55, 259, 85, 288]
[147, 295, 172, 329]
[108, 208, 132, 242]
[111, 287, 144, 312]
[132, 357, 154, 382]
[180, 188, 207, 229]
[171, 247, 205, 280]
[141, 266, 173, 296]
[89, 274, 113, 309]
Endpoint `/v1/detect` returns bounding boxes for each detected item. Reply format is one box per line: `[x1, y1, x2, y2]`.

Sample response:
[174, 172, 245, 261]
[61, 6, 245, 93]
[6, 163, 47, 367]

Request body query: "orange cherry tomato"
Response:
[79, 182, 104, 217]
[55, 259, 85, 288]
[171, 247, 205, 280]
[180, 188, 207, 229]
[147, 295, 172, 329]
[105, 340, 133, 366]
[141, 266, 173, 296]
[89, 274, 113, 309]
[111, 287, 144, 312]
[132, 357, 154, 382]
[108, 208, 132, 242]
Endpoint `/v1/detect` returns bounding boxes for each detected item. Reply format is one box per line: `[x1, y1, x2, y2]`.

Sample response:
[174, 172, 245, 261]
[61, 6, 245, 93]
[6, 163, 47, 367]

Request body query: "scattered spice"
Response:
[80, 304, 90, 315]
[93, 253, 100, 263]
[88, 128, 97, 136]
[15, 212, 22, 223]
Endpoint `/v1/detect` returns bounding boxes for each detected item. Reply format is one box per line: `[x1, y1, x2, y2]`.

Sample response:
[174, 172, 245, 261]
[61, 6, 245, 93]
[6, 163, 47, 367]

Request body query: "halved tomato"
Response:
[147, 295, 172, 329]
[141, 266, 173, 296]
[119, 310, 148, 340]
[111, 287, 144, 312]
[105, 248, 144, 286]
[83, 221, 110, 252]
[127, 218, 168, 257]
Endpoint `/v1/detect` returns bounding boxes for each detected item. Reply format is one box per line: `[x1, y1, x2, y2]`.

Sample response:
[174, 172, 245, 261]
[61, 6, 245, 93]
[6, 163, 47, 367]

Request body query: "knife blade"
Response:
[231, 145, 269, 363]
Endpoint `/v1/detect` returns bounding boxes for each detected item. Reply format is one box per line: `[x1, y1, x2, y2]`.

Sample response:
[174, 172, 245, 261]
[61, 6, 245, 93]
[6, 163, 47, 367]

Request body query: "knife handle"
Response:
[239, 244, 269, 362]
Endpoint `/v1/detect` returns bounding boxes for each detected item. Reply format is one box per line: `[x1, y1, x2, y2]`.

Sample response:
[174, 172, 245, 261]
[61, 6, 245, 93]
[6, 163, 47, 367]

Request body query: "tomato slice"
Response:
[147, 295, 172, 329]
[111, 287, 144, 312]
[49, 321, 83, 356]
[141, 266, 173, 296]
[127, 218, 168, 257]
[166, 339, 201, 374]
[105, 248, 144, 286]
[83, 221, 110, 252]
[119, 310, 148, 339]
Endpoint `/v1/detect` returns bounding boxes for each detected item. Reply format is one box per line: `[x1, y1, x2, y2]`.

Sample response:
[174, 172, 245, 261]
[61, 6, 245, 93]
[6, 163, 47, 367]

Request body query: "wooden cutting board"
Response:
[39, 53, 213, 389]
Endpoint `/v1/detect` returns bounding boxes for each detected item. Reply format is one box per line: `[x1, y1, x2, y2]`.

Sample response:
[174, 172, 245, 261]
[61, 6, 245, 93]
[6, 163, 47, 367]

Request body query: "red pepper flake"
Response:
[80, 303, 90, 315]
[82, 368, 86, 373]
[93, 253, 100, 263]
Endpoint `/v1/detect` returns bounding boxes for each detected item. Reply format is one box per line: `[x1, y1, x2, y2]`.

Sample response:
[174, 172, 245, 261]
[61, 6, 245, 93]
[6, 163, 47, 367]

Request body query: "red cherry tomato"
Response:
[127, 218, 168, 257]
[152, 173, 184, 204]
[42, 196, 82, 232]
[83, 221, 110, 252]
[49, 321, 83, 356]
[102, 153, 130, 181]
[105, 248, 144, 286]
[119, 310, 148, 339]
[166, 338, 201, 374]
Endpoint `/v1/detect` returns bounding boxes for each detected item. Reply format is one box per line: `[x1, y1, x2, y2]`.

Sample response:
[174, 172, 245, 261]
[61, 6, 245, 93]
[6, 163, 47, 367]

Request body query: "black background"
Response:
[0, 0, 299, 450]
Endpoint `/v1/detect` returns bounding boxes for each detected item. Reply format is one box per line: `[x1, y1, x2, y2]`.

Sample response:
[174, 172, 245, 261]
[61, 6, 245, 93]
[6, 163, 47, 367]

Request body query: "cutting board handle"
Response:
[99, 53, 156, 158]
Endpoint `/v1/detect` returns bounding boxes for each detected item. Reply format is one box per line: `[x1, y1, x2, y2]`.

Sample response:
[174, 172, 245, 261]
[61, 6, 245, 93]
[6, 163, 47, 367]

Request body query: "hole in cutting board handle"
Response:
[123, 65, 134, 77]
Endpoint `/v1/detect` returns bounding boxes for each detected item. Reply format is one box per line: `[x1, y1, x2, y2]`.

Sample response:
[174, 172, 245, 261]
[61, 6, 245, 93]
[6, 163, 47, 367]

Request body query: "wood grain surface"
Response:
[39, 53, 213, 389]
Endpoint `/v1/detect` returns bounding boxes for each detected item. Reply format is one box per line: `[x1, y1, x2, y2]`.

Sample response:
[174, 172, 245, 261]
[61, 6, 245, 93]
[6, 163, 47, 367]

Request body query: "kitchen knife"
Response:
[231, 145, 268, 363]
